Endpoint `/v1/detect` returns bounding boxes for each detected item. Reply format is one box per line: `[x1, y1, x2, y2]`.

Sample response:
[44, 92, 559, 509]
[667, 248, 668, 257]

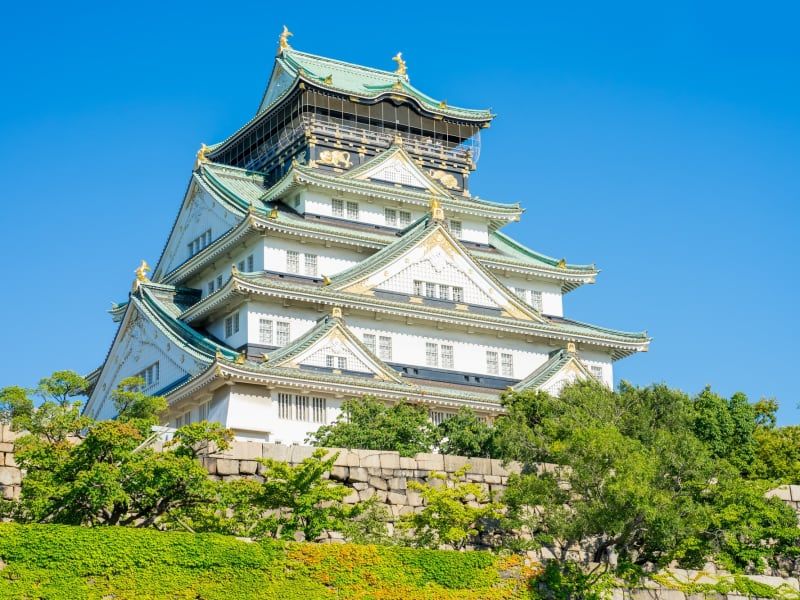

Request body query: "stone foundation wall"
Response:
[0, 426, 20, 501]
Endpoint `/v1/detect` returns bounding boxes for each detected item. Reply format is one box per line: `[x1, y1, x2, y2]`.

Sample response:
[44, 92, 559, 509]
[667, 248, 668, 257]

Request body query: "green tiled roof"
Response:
[512, 349, 591, 390]
[262, 49, 493, 122]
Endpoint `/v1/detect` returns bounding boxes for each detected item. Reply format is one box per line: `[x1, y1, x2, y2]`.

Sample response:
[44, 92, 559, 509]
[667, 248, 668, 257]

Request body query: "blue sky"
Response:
[1, 2, 798, 422]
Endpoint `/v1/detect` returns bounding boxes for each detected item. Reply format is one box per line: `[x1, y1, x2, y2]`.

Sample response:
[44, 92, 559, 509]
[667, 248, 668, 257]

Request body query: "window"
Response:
[425, 282, 436, 298]
[501, 353, 514, 377]
[452, 287, 464, 302]
[441, 345, 454, 369]
[531, 290, 543, 312]
[346, 201, 359, 219]
[426, 342, 439, 367]
[259, 319, 273, 344]
[332, 198, 344, 217]
[237, 259, 245, 272]
[208, 280, 215, 295]
[378, 336, 392, 361]
[312, 397, 327, 423]
[438, 284, 451, 301]
[590, 365, 603, 380]
[276, 321, 290, 345]
[187, 229, 212, 258]
[225, 312, 240, 338]
[135, 362, 160, 388]
[175, 415, 183, 428]
[399, 210, 411, 226]
[286, 250, 300, 274]
[486, 351, 499, 375]
[363, 333, 376, 353]
[430, 410, 453, 426]
[449, 220, 462, 238]
[304, 253, 318, 276]
[183, 411, 191, 426]
[513, 287, 527, 302]
[278, 393, 292, 419]
[385, 208, 397, 226]
[247, 254, 254, 272]
[295, 395, 309, 421]
[198, 401, 209, 422]
[413, 280, 423, 296]
[216, 275, 223, 289]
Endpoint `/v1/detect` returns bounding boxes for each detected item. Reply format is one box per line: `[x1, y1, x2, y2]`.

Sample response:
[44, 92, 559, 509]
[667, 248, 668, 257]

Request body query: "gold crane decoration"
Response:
[279, 25, 293, 52]
[132, 260, 151, 292]
[392, 52, 407, 79]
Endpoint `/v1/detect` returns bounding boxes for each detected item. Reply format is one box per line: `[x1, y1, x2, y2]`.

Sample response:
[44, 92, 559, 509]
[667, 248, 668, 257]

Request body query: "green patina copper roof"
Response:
[261, 48, 493, 122]
[512, 348, 593, 391]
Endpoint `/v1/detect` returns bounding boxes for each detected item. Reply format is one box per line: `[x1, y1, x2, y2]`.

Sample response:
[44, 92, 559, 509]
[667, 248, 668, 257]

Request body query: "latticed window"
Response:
[135, 362, 160, 388]
[501, 353, 514, 377]
[441, 345, 454, 369]
[278, 393, 292, 419]
[426, 343, 439, 367]
[312, 398, 327, 423]
[225, 312, 240, 338]
[286, 250, 300, 273]
[247, 254, 254, 272]
[531, 290, 543, 312]
[188, 229, 212, 258]
[208, 280, 215, 295]
[452, 287, 464, 302]
[198, 401, 209, 422]
[304, 253, 318, 276]
[325, 356, 347, 370]
[385, 208, 397, 226]
[399, 211, 411, 226]
[430, 410, 453, 426]
[378, 336, 392, 361]
[413, 280, 423, 296]
[513, 287, 527, 301]
[332, 198, 344, 217]
[425, 282, 436, 298]
[216, 275, 223, 289]
[590, 365, 603, 380]
[438, 284, 451, 300]
[363, 334, 376, 353]
[259, 319, 273, 344]
[346, 201, 359, 219]
[276, 321, 290, 345]
[449, 220, 462, 238]
[486, 351, 499, 375]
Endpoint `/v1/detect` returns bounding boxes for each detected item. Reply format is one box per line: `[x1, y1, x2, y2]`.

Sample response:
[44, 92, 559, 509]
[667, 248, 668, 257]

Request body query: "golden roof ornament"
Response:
[322, 275, 332, 286]
[566, 342, 577, 354]
[331, 306, 343, 319]
[430, 196, 445, 221]
[195, 143, 211, 169]
[392, 52, 408, 79]
[261, 353, 270, 363]
[231, 263, 239, 276]
[278, 25, 292, 52]
[268, 206, 279, 219]
[556, 258, 567, 269]
[132, 259, 150, 291]
[323, 74, 333, 85]
[234, 353, 246, 365]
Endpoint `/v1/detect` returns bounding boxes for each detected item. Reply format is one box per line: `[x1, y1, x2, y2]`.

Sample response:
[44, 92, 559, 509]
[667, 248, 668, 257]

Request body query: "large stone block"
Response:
[202, 457, 218, 475]
[358, 450, 383, 468]
[330, 466, 349, 481]
[388, 477, 407, 491]
[289, 445, 316, 463]
[766, 485, 792, 501]
[444, 454, 469, 473]
[3, 454, 17, 468]
[0, 443, 14, 453]
[406, 489, 423, 507]
[261, 444, 290, 462]
[379, 452, 401, 470]
[414, 453, 444, 471]
[332, 450, 359, 467]
[349, 467, 369, 482]
[0, 425, 19, 442]
[399, 457, 417, 469]
[387, 491, 406, 505]
[215, 459, 240, 476]
[239, 460, 258, 475]
[0, 467, 22, 486]
[789, 486, 800, 503]
[466, 458, 492, 476]
[369, 476, 388, 491]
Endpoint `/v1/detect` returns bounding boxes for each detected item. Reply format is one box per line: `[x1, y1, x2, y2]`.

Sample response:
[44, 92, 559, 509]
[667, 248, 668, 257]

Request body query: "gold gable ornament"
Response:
[331, 306, 342, 319]
[195, 144, 211, 169]
[278, 25, 292, 53]
[268, 206, 279, 219]
[231, 264, 239, 276]
[566, 342, 577, 354]
[322, 274, 332, 286]
[234, 353, 246, 365]
[557, 258, 567, 269]
[429, 196, 445, 221]
[132, 260, 151, 292]
[392, 52, 408, 79]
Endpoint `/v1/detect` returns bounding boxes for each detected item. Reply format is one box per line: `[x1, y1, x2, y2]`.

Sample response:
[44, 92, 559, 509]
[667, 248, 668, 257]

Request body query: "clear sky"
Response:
[1, 1, 798, 422]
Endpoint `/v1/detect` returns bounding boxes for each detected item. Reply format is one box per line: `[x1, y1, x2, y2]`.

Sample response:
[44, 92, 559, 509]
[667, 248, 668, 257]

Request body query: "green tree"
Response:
[399, 466, 503, 550]
[437, 408, 497, 458]
[255, 449, 351, 541]
[307, 396, 438, 457]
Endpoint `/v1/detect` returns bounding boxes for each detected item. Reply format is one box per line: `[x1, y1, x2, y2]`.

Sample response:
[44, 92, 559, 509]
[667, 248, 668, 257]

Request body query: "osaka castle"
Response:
[85, 28, 650, 442]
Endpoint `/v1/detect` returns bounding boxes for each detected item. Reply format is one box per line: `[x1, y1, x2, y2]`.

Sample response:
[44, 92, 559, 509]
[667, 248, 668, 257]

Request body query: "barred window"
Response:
[438, 284, 451, 301]
[441, 345, 454, 369]
[425, 282, 436, 298]
[363, 333, 376, 353]
[247, 254, 254, 272]
[338, 356, 347, 370]
[198, 401, 209, 422]
[208, 280, 215, 295]
[187, 229, 212, 258]
[413, 280, 423, 296]
[346, 201, 359, 220]
[426, 342, 439, 367]
[276, 321, 290, 345]
[286, 250, 300, 273]
[513, 287, 527, 302]
[237, 259, 245, 272]
[385, 208, 397, 226]
[295, 395, 309, 421]
[590, 365, 603, 380]
[531, 290, 543, 312]
[332, 198, 344, 217]
[278, 393, 292, 419]
[216, 275, 223, 289]
[312, 397, 327, 424]
[449, 220, 462, 238]
[486, 351, 499, 375]
[378, 336, 392, 361]
[304, 253, 318, 276]
[430, 410, 453, 426]
[259, 319, 273, 344]
[399, 210, 411, 226]
[135, 362, 160, 388]
[501, 353, 514, 377]
[452, 287, 464, 302]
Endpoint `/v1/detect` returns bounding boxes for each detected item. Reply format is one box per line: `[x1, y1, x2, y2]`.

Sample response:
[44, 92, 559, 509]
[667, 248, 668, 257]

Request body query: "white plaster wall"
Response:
[263, 236, 365, 278]
[245, 302, 318, 346]
[497, 274, 564, 317]
[158, 187, 241, 278]
[207, 305, 248, 350]
[185, 239, 265, 296]
[576, 348, 615, 388]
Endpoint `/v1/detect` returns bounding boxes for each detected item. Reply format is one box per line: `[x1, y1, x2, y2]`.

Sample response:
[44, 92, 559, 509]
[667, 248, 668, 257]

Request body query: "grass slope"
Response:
[0, 525, 531, 599]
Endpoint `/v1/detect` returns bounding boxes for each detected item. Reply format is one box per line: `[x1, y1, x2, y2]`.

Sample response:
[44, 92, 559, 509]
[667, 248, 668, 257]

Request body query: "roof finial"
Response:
[430, 195, 445, 221]
[556, 258, 567, 269]
[279, 25, 293, 53]
[195, 143, 211, 169]
[331, 306, 342, 319]
[392, 52, 408, 79]
[132, 260, 151, 291]
[566, 342, 577, 354]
